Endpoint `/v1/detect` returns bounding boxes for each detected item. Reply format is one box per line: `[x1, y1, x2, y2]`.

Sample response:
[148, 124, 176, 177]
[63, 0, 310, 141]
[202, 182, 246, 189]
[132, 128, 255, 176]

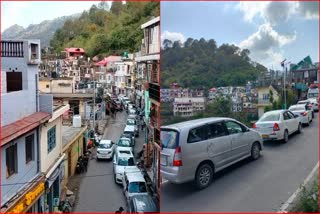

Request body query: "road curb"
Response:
[278, 161, 319, 213]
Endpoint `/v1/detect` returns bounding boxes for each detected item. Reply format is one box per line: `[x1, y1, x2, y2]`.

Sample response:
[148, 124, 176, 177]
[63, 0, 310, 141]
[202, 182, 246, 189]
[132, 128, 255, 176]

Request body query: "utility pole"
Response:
[281, 59, 287, 109]
[93, 80, 96, 133]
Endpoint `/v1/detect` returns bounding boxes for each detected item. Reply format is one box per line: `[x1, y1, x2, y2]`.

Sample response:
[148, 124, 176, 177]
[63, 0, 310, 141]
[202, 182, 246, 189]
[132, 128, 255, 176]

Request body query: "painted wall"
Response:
[1, 129, 39, 206]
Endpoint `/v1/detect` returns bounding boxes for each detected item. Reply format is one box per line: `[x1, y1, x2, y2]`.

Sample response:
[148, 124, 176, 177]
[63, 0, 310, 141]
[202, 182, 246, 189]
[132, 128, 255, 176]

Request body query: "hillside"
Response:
[161, 38, 268, 88]
[50, 2, 159, 57]
[2, 15, 79, 48]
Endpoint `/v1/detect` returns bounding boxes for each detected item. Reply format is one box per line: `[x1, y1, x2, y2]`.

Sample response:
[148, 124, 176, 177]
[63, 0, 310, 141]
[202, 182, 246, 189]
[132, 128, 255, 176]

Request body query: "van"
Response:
[122, 171, 148, 202]
[160, 117, 263, 189]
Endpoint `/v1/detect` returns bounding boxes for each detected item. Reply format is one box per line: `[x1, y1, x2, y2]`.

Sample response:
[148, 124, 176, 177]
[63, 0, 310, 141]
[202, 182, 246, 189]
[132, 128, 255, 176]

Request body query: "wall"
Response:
[39, 80, 51, 93]
[146, 24, 160, 55]
[51, 79, 74, 93]
[1, 130, 39, 205]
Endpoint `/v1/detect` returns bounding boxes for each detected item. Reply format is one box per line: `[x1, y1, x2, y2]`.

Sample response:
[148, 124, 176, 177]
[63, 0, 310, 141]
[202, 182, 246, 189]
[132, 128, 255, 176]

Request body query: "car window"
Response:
[127, 119, 136, 125]
[288, 111, 295, 119]
[283, 112, 290, 120]
[187, 125, 209, 143]
[128, 182, 147, 193]
[118, 139, 131, 147]
[208, 122, 228, 139]
[161, 129, 179, 149]
[99, 143, 111, 149]
[225, 121, 243, 134]
[117, 157, 134, 166]
[259, 112, 280, 122]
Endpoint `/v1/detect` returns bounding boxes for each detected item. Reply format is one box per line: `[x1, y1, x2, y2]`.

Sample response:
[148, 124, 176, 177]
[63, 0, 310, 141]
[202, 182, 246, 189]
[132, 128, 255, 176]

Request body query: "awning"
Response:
[1, 112, 51, 147]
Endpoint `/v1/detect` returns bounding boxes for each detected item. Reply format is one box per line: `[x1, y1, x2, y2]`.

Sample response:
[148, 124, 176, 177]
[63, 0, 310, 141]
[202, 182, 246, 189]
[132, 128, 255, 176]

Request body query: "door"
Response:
[288, 111, 299, 132]
[225, 120, 250, 161]
[283, 111, 294, 133]
[206, 122, 232, 169]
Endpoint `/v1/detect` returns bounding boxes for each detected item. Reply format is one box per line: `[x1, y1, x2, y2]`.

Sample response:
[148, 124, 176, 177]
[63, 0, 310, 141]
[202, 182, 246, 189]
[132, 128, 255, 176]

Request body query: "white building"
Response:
[173, 97, 206, 117]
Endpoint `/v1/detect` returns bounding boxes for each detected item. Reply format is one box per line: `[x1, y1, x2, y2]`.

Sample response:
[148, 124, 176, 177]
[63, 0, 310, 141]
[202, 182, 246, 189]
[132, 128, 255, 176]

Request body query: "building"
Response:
[39, 77, 76, 94]
[39, 102, 70, 212]
[135, 16, 160, 198]
[1, 40, 52, 213]
[257, 85, 280, 117]
[173, 97, 206, 117]
[64, 48, 85, 59]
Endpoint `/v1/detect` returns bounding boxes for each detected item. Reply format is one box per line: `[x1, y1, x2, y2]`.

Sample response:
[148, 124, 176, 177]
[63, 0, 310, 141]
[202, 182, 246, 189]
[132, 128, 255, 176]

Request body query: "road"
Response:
[161, 114, 319, 212]
[74, 111, 145, 212]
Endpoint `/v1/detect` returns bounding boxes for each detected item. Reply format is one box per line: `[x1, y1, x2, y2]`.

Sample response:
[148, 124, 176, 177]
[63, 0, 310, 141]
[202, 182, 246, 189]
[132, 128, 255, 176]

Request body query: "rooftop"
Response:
[62, 125, 86, 148]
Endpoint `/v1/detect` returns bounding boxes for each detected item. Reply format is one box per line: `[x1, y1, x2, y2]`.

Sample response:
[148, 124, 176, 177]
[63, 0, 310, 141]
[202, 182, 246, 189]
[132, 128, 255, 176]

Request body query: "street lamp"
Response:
[281, 59, 291, 109]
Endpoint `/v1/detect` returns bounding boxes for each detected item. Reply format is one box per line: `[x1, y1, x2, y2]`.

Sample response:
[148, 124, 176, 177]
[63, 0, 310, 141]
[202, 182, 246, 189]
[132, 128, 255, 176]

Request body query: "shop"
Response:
[44, 154, 65, 213]
[5, 176, 46, 213]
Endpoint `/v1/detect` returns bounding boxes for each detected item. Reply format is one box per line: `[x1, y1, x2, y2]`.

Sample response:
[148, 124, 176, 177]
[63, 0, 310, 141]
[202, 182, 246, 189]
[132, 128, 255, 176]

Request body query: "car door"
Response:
[206, 121, 232, 169]
[282, 111, 292, 133]
[224, 120, 250, 161]
[288, 111, 299, 132]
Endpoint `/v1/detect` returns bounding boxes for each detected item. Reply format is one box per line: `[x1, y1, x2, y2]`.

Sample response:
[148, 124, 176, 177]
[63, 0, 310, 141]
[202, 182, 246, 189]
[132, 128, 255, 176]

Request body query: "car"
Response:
[307, 98, 319, 112]
[122, 171, 148, 202]
[288, 104, 312, 126]
[297, 100, 315, 118]
[125, 101, 132, 110]
[127, 195, 159, 213]
[116, 137, 134, 154]
[113, 150, 137, 184]
[124, 125, 136, 141]
[126, 118, 139, 137]
[160, 117, 263, 189]
[114, 100, 123, 111]
[128, 108, 137, 115]
[253, 110, 302, 143]
[121, 133, 135, 146]
[307, 87, 318, 100]
[96, 139, 115, 160]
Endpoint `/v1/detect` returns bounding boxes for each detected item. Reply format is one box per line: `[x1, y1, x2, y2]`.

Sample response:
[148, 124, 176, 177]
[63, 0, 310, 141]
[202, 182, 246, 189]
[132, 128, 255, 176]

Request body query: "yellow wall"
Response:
[39, 80, 51, 93]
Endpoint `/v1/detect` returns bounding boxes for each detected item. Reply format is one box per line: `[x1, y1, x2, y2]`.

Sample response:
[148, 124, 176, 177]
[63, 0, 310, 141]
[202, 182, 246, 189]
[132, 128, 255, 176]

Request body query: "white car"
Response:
[113, 150, 137, 184]
[116, 137, 134, 154]
[126, 118, 139, 137]
[297, 100, 315, 118]
[307, 98, 319, 112]
[122, 171, 148, 202]
[96, 140, 115, 160]
[253, 110, 302, 143]
[288, 104, 312, 126]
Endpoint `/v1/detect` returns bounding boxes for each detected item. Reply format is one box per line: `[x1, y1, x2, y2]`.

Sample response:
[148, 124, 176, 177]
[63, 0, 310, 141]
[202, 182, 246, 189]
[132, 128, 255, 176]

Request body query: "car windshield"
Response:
[128, 182, 147, 193]
[161, 129, 178, 149]
[289, 106, 305, 111]
[259, 112, 280, 122]
[118, 139, 131, 147]
[127, 119, 136, 125]
[118, 157, 135, 166]
[99, 143, 112, 149]
[308, 93, 318, 98]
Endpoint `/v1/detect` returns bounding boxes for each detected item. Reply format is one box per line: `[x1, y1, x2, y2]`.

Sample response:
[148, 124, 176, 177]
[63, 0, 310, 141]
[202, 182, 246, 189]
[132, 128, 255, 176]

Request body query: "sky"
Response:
[161, 2, 319, 70]
[1, 1, 107, 32]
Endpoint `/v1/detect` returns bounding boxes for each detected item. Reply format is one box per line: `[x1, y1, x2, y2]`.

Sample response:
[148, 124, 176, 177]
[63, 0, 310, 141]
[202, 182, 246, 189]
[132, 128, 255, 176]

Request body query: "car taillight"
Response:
[173, 146, 182, 167]
[273, 123, 280, 131]
[253, 123, 257, 129]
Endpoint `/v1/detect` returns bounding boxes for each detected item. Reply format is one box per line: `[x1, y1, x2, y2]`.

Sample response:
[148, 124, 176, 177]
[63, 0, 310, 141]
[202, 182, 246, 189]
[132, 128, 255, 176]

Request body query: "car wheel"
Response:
[283, 130, 289, 143]
[251, 142, 261, 160]
[194, 163, 213, 190]
[297, 123, 302, 133]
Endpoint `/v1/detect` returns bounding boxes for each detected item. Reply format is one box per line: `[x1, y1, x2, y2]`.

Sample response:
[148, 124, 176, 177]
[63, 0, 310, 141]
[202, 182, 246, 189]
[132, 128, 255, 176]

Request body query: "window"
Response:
[46, 84, 49, 88]
[262, 93, 269, 100]
[6, 72, 22, 92]
[6, 143, 17, 177]
[287, 111, 295, 119]
[47, 126, 56, 153]
[208, 122, 228, 139]
[283, 112, 291, 120]
[30, 43, 39, 59]
[187, 125, 209, 143]
[25, 134, 34, 163]
[225, 121, 244, 134]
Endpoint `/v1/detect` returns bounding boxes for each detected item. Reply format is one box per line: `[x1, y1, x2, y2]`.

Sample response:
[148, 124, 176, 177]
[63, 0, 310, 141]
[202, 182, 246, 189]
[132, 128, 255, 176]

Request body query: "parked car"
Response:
[125, 101, 132, 110]
[124, 125, 136, 143]
[288, 104, 312, 126]
[114, 100, 123, 111]
[253, 110, 302, 143]
[297, 100, 315, 118]
[126, 118, 139, 137]
[161, 117, 263, 189]
[121, 133, 135, 146]
[122, 171, 148, 202]
[113, 150, 137, 184]
[307, 98, 319, 112]
[96, 139, 115, 160]
[127, 195, 159, 213]
[116, 137, 134, 154]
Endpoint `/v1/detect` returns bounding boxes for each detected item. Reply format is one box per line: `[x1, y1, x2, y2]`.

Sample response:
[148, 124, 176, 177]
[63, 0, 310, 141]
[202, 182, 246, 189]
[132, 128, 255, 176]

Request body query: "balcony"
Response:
[149, 83, 160, 103]
[1, 41, 24, 57]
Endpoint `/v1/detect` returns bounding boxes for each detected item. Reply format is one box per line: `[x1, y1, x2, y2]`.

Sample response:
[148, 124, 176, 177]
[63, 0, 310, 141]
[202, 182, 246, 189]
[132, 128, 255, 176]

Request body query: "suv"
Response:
[161, 117, 263, 189]
[113, 150, 137, 184]
[122, 171, 148, 202]
[116, 137, 133, 154]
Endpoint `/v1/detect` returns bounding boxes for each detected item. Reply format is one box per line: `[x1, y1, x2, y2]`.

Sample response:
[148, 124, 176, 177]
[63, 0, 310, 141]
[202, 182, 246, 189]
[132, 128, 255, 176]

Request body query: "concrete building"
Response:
[64, 48, 85, 59]
[257, 85, 280, 117]
[1, 40, 52, 213]
[39, 77, 76, 94]
[173, 97, 206, 117]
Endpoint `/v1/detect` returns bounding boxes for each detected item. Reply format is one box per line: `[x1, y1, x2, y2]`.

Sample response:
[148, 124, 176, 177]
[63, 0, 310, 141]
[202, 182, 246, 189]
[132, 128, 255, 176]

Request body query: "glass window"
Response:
[99, 143, 112, 149]
[128, 182, 147, 193]
[6, 143, 17, 177]
[208, 122, 228, 139]
[225, 121, 243, 134]
[118, 139, 131, 147]
[118, 157, 134, 166]
[47, 126, 56, 153]
[287, 111, 295, 119]
[187, 125, 208, 143]
[25, 134, 34, 163]
[161, 129, 179, 149]
[283, 112, 291, 120]
[259, 112, 280, 122]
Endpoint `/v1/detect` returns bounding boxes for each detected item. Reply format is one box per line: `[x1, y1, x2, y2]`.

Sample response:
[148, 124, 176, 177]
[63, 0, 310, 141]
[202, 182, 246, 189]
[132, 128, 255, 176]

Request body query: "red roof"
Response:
[64, 48, 85, 53]
[1, 112, 51, 146]
[94, 56, 122, 66]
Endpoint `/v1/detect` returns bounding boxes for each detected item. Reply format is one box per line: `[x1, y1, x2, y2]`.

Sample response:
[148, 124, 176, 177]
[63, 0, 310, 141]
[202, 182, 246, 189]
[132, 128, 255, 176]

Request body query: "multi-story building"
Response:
[1, 40, 52, 213]
[257, 85, 280, 117]
[135, 16, 160, 199]
[173, 97, 206, 117]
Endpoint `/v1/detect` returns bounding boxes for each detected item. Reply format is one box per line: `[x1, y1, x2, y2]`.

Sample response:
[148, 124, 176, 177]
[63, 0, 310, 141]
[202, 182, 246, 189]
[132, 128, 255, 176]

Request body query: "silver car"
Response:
[160, 117, 263, 189]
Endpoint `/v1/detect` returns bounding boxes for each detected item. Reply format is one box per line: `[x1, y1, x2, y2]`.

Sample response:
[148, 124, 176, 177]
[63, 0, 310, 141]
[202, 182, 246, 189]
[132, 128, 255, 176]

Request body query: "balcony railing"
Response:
[149, 83, 160, 102]
[1, 41, 24, 57]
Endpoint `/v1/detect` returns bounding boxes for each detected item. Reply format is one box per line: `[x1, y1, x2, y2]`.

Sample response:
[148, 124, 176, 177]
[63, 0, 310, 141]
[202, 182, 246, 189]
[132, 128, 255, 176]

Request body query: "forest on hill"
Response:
[161, 38, 268, 88]
[50, 2, 159, 57]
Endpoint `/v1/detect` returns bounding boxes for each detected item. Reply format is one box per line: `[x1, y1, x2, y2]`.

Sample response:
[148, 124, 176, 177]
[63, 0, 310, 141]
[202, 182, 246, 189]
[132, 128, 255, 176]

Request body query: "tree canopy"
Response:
[161, 38, 268, 89]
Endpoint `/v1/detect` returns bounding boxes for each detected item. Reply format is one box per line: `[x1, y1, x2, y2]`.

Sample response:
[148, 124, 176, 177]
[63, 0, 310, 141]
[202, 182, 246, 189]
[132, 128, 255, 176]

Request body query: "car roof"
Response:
[131, 195, 158, 212]
[117, 150, 133, 157]
[289, 104, 306, 108]
[124, 126, 135, 131]
[161, 117, 238, 130]
[126, 172, 145, 182]
[263, 110, 285, 114]
[298, 100, 309, 103]
[119, 137, 131, 141]
[99, 139, 112, 144]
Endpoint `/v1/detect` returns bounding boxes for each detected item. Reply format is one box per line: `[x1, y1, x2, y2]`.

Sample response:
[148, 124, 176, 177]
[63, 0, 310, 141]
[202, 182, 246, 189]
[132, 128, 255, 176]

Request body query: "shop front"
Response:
[5, 176, 46, 213]
[44, 154, 65, 213]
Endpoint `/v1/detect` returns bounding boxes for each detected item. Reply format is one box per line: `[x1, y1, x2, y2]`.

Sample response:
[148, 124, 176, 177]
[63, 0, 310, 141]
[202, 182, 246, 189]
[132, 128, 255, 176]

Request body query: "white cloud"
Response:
[1, 2, 29, 31]
[236, 1, 269, 23]
[297, 2, 319, 19]
[161, 31, 186, 44]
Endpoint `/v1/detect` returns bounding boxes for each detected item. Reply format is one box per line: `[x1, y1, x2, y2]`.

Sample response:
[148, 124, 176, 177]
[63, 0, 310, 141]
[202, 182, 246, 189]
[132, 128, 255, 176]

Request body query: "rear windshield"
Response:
[118, 157, 135, 166]
[99, 143, 112, 149]
[308, 93, 318, 98]
[127, 119, 136, 125]
[129, 182, 147, 193]
[161, 129, 179, 149]
[259, 112, 280, 122]
[118, 139, 131, 147]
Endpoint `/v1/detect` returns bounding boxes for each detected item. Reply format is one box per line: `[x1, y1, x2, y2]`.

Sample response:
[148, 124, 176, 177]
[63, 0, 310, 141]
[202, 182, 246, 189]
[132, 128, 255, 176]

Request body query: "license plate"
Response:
[160, 156, 167, 166]
[261, 134, 268, 139]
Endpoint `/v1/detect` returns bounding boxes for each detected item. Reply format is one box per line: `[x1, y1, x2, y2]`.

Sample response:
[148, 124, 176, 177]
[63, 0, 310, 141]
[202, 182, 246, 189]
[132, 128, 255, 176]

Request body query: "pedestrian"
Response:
[115, 207, 124, 213]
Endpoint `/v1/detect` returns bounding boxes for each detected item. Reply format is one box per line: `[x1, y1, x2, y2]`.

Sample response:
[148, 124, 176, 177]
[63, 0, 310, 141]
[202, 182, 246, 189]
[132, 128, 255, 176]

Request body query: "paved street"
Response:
[161, 114, 319, 212]
[74, 111, 145, 212]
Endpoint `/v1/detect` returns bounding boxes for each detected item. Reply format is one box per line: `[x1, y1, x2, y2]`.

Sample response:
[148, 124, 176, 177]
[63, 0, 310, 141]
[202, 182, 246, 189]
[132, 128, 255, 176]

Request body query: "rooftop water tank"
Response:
[73, 115, 81, 128]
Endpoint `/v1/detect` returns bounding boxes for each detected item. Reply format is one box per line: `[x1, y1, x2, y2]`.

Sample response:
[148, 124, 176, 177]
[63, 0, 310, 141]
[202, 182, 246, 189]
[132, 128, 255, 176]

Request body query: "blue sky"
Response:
[161, 2, 319, 70]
